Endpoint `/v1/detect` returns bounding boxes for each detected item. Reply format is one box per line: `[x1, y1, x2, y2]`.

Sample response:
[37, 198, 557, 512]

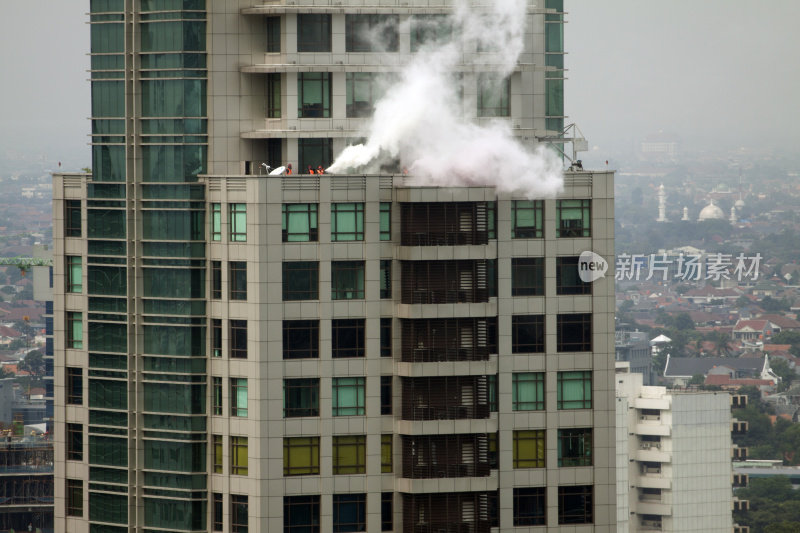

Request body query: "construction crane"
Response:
[0, 256, 53, 276]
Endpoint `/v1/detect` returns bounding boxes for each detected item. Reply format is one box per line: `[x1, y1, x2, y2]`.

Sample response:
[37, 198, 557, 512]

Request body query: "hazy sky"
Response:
[0, 1, 798, 168]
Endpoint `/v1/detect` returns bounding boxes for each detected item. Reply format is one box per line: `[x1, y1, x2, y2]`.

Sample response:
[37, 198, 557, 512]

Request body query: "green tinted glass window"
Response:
[331, 203, 364, 241]
[91, 81, 124, 117]
[143, 325, 206, 356]
[89, 492, 127, 524]
[145, 498, 206, 531]
[282, 203, 318, 242]
[87, 209, 125, 238]
[88, 322, 128, 353]
[141, 79, 207, 117]
[88, 266, 127, 296]
[91, 23, 124, 53]
[92, 145, 126, 182]
[89, 379, 127, 409]
[229, 203, 246, 241]
[144, 440, 206, 471]
[142, 268, 205, 298]
[89, 435, 127, 466]
[298, 73, 331, 118]
[142, 210, 204, 240]
[140, 21, 206, 52]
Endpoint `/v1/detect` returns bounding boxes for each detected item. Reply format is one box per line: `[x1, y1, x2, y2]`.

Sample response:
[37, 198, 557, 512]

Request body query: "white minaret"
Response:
[682, 206, 689, 221]
[657, 183, 668, 222]
[730, 206, 737, 224]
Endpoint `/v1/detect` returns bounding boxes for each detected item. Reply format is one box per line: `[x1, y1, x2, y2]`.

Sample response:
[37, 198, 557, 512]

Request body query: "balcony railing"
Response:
[402, 434, 491, 479]
[401, 202, 491, 247]
[401, 260, 491, 304]
[401, 318, 497, 362]
[402, 376, 491, 421]
[403, 492, 495, 533]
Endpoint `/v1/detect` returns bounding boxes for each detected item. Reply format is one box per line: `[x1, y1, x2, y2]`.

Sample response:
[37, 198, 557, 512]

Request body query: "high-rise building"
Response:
[615, 365, 736, 533]
[53, 1, 616, 531]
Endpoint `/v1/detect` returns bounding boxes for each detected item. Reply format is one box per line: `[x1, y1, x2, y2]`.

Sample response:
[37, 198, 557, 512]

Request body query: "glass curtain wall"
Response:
[88, 1, 209, 531]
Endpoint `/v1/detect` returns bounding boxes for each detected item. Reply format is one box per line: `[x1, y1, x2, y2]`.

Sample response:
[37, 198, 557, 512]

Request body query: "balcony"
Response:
[731, 420, 749, 434]
[401, 260, 492, 304]
[636, 443, 671, 463]
[401, 318, 496, 363]
[0, 443, 53, 474]
[732, 446, 748, 460]
[734, 526, 750, 533]
[733, 499, 750, 512]
[402, 376, 491, 422]
[640, 518, 663, 531]
[402, 492, 495, 533]
[401, 202, 491, 247]
[733, 472, 748, 488]
[731, 395, 748, 409]
[402, 434, 491, 479]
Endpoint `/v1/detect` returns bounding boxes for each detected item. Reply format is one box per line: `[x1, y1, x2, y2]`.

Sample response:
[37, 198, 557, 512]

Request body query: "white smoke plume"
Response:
[326, 0, 564, 199]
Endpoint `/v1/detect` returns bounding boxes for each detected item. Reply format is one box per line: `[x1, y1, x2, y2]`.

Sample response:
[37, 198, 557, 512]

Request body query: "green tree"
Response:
[770, 358, 796, 392]
[19, 350, 44, 378]
[672, 312, 695, 331]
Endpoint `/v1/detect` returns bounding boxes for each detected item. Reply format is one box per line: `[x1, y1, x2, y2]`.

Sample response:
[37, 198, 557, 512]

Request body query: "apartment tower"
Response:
[53, 1, 615, 531]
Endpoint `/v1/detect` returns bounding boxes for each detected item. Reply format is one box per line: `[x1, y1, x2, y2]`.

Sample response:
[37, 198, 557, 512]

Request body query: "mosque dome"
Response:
[698, 200, 725, 221]
[735, 198, 745, 209]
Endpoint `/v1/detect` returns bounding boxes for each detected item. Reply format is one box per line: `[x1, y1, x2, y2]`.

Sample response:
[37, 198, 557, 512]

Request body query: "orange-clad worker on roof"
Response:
[286, 164, 292, 175]
[308, 166, 315, 174]
[317, 165, 325, 175]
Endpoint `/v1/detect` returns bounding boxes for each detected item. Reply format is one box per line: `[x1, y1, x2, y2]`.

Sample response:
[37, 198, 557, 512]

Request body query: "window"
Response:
[267, 73, 281, 118]
[512, 315, 544, 353]
[297, 14, 331, 52]
[381, 492, 393, 531]
[229, 203, 247, 242]
[557, 371, 592, 409]
[213, 492, 223, 531]
[298, 138, 332, 173]
[556, 199, 591, 238]
[266, 16, 280, 52]
[381, 434, 393, 473]
[557, 256, 591, 295]
[380, 202, 391, 240]
[511, 257, 544, 296]
[213, 434, 223, 473]
[333, 493, 366, 533]
[380, 260, 391, 299]
[332, 319, 365, 358]
[66, 479, 83, 517]
[559, 428, 592, 467]
[410, 14, 451, 52]
[331, 203, 364, 241]
[212, 376, 222, 415]
[380, 318, 392, 357]
[557, 313, 592, 352]
[67, 367, 83, 404]
[346, 14, 398, 52]
[230, 320, 247, 359]
[514, 430, 545, 468]
[284, 436, 320, 476]
[477, 74, 510, 117]
[333, 435, 366, 474]
[282, 203, 318, 242]
[231, 494, 248, 532]
[211, 319, 222, 357]
[284, 378, 319, 417]
[285, 495, 321, 533]
[67, 311, 83, 349]
[332, 261, 365, 300]
[332, 377, 365, 416]
[511, 200, 543, 238]
[282, 261, 319, 300]
[229, 261, 247, 300]
[231, 436, 248, 475]
[488, 432, 498, 469]
[381, 376, 392, 415]
[231, 378, 248, 417]
[65, 199, 82, 237]
[283, 320, 319, 359]
[346, 72, 384, 118]
[298, 72, 331, 118]
[558, 485, 593, 524]
[514, 487, 546, 526]
[211, 260, 221, 299]
[67, 423, 83, 461]
[67, 256, 83, 293]
[211, 203, 221, 241]
[513, 373, 545, 411]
